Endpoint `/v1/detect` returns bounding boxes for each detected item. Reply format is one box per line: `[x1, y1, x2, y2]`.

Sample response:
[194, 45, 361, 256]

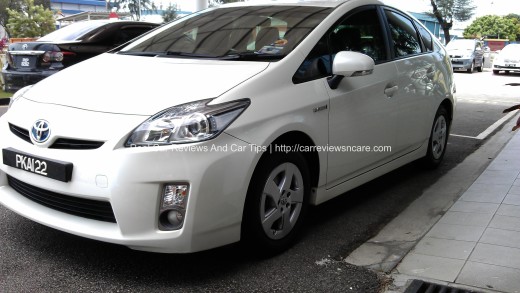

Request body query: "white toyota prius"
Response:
[0, 0, 454, 254]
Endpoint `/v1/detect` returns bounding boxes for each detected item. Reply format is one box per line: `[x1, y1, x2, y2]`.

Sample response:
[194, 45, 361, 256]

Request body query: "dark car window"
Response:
[113, 27, 156, 46]
[384, 10, 422, 57]
[293, 7, 386, 84]
[416, 23, 433, 52]
[122, 6, 332, 60]
[38, 21, 110, 42]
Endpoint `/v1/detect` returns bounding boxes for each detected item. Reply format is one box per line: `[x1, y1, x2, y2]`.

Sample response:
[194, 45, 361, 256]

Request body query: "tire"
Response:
[467, 61, 474, 73]
[493, 70, 500, 75]
[242, 150, 310, 255]
[423, 106, 449, 169]
[477, 59, 483, 72]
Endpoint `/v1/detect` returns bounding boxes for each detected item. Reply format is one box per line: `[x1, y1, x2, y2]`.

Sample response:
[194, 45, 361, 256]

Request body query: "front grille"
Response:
[7, 175, 116, 223]
[50, 138, 104, 150]
[8, 124, 104, 150]
[9, 123, 33, 144]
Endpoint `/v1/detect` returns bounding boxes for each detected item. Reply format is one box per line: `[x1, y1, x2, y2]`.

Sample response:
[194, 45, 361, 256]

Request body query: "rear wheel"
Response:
[423, 106, 449, 169]
[477, 59, 483, 72]
[242, 150, 310, 255]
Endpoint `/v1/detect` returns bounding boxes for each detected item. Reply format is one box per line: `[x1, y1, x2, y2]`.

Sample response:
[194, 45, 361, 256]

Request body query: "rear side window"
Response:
[113, 27, 155, 46]
[417, 24, 433, 52]
[384, 10, 421, 57]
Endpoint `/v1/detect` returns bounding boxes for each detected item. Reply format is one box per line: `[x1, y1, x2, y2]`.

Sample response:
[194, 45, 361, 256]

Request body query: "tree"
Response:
[6, 0, 54, 38]
[428, 0, 476, 44]
[0, 0, 23, 37]
[208, 0, 242, 7]
[504, 13, 520, 41]
[162, 3, 178, 23]
[114, 0, 156, 20]
[464, 15, 518, 41]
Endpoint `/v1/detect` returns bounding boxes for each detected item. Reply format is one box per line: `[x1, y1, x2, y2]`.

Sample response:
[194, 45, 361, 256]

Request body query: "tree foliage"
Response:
[113, 0, 157, 21]
[428, 0, 476, 44]
[208, 0, 242, 7]
[464, 15, 519, 41]
[6, 0, 54, 38]
[0, 0, 50, 37]
[162, 3, 178, 23]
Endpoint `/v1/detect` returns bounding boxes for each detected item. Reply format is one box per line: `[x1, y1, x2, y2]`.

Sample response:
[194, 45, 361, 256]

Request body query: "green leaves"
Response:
[6, 0, 54, 38]
[162, 4, 178, 23]
[429, 0, 476, 43]
[463, 15, 519, 41]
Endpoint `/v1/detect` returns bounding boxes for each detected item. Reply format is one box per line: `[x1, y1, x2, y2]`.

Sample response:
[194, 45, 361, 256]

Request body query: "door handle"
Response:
[384, 85, 399, 97]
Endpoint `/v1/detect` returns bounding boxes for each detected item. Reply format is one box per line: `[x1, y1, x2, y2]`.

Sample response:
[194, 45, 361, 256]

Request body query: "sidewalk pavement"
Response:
[346, 116, 520, 293]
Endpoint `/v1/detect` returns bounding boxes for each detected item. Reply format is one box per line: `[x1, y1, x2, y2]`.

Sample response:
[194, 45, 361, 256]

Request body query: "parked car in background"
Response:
[1, 20, 159, 92]
[446, 39, 485, 73]
[0, 0, 454, 254]
[492, 43, 520, 75]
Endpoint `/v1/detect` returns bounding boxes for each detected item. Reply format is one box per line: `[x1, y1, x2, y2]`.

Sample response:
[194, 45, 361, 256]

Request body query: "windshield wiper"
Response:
[116, 51, 162, 57]
[164, 51, 218, 58]
[219, 52, 285, 61]
[116, 51, 218, 58]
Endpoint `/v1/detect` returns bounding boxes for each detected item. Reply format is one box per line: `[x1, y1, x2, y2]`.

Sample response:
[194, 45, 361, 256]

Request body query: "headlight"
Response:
[8, 85, 32, 109]
[126, 99, 250, 146]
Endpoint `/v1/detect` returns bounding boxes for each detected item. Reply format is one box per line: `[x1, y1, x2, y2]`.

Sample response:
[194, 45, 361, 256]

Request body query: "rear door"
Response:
[381, 8, 437, 154]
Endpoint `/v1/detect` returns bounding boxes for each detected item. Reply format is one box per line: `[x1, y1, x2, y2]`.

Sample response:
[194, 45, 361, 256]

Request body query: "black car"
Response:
[2, 20, 159, 92]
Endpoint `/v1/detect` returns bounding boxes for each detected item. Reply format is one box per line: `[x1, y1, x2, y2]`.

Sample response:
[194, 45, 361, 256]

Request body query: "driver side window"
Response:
[293, 7, 387, 84]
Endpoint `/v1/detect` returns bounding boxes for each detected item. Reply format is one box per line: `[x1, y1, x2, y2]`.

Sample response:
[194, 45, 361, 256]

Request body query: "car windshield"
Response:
[38, 21, 109, 42]
[120, 5, 332, 61]
[445, 39, 475, 51]
[500, 44, 520, 56]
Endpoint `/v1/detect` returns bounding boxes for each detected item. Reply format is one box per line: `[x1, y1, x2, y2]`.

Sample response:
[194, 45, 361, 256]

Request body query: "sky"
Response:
[383, 0, 520, 18]
[174, 0, 520, 25]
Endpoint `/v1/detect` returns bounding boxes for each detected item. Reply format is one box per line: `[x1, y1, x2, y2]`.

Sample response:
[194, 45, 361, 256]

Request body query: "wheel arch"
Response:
[440, 98, 454, 125]
[261, 131, 320, 189]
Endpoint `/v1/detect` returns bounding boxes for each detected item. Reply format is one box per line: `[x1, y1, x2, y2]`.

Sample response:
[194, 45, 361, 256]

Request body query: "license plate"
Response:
[15, 56, 35, 68]
[2, 148, 73, 182]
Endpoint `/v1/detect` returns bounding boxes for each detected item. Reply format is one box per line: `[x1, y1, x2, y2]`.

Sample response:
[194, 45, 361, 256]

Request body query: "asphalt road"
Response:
[0, 70, 519, 292]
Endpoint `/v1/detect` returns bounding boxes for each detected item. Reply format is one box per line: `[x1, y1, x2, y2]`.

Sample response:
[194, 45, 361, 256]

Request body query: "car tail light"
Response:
[42, 51, 64, 63]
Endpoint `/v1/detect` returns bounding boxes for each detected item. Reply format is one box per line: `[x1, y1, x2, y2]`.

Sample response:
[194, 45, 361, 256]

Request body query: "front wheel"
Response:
[493, 70, 500, 75]
[423, 107, 450, 169]
[467, 61, 474, 73]
[242, 150, 310, 255]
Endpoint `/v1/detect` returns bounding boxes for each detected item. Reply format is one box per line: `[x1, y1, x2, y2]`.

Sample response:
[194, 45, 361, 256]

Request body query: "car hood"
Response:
[23, 53, 270, 116]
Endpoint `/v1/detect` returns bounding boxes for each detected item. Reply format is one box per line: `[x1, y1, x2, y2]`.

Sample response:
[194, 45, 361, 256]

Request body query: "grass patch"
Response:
[0, 89, 12, 99]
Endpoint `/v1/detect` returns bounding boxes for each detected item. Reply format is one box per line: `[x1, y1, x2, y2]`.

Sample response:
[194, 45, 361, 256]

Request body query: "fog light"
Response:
[159, 183, 189, 230]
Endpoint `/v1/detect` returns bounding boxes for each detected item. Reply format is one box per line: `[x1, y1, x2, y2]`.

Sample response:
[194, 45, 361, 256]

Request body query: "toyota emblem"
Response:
[31, 119, 51, 143]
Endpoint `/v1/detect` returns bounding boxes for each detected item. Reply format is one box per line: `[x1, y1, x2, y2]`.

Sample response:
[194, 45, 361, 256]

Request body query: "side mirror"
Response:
[328, 51, 375, 89]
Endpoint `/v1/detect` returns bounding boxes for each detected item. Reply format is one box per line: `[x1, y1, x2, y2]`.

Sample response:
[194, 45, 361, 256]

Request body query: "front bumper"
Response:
[450, 58, 472, 71]
[1, 69, 58, 93]
[493, 64, 520, 72]
[0, 101, 258, 253]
